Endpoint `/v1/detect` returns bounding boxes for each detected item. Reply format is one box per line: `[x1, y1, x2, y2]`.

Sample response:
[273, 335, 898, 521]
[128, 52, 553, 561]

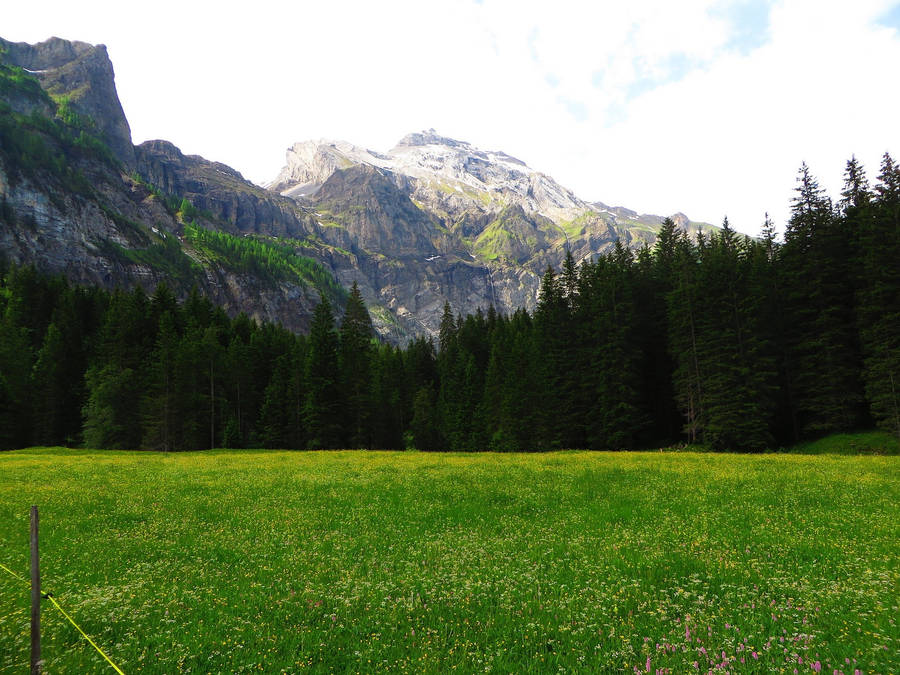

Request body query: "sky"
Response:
[4, 0, 899, 235]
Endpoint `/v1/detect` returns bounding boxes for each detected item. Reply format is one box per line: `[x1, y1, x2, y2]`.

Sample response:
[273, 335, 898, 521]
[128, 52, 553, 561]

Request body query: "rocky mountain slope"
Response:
[0, 37, 342, 334]
[1, 36, 710, 342]
[267, 130, 711, 336]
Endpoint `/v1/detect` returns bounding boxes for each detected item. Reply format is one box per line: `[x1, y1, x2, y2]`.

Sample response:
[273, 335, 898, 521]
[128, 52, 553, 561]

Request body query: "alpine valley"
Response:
[0, 36, 711, 342]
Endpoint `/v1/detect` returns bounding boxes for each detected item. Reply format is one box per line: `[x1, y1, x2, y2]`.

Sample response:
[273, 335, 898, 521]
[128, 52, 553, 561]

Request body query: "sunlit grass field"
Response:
[0, 449, 897, 674]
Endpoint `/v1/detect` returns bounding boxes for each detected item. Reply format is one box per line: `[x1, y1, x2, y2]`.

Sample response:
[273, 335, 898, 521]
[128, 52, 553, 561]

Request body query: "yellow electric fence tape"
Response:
[0, 561, 28, 584]
[0, 561, 125, 674]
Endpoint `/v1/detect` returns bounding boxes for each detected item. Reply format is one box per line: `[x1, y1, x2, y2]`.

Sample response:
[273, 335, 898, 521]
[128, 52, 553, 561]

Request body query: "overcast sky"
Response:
[5, 0, 899, 234]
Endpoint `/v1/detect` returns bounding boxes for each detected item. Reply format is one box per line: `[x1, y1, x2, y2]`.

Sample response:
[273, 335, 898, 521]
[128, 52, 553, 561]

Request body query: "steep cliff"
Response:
[0, 40, 344, 334]
[0, 36, 135, 167]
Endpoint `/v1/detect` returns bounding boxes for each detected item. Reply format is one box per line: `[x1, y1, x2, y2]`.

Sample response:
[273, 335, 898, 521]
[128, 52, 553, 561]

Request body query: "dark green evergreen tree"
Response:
[410, 385, 441, 451]
[82, 287, 148, 449]
[780, 162, 866, 436]
[666, 229, 706, 443]
[534, 265, 582, 448]
[437, 302, 466, 450]
[0, 302, 34, 448]
[304, 295, 343, 449]
[692, 222, 777, 449]
[370, 344, 405, 449]
[579, 242, 651, 449]
[260, 351, 299, 448]
[141, 310, 180, 451]
[858, 154, 900, 437]
[339, 282, 374, 448]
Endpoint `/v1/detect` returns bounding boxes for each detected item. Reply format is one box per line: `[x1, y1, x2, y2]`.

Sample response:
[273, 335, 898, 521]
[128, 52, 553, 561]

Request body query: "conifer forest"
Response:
[1, 156, 898, 452]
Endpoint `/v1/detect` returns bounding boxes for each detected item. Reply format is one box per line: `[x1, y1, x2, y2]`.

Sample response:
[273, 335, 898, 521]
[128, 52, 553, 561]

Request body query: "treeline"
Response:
[0, 154, 897, 451]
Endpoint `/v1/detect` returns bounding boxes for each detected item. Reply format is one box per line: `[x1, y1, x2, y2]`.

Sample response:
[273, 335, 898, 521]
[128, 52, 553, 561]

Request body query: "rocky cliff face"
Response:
[0, 152, 331, 334]
[2, 36, 712, 344]
[0, 37, 135, 167]
[135, 140, 314, 239]
[0, 39, 341, 334]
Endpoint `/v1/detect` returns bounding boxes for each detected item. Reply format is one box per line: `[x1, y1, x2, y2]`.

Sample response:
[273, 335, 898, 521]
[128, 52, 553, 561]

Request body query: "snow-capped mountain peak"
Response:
[268, 129, 589, 221]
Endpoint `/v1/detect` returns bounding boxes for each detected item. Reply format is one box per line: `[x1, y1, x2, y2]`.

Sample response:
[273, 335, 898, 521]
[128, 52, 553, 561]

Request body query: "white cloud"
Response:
[3, 0, 898, 235]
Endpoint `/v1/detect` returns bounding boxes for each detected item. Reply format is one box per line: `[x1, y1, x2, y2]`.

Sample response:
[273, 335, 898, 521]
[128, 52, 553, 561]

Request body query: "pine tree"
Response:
[665, 230, 706, 443]
[691, 222, 777, 450]
[780, 163, 866, 436]
[858, 153, 900, 436]
[304, 295, 344, 449]
[339, 282, 374, 448]
[579, 243, 651, 449]
[82, 287, 148, 449]
[141, 310, 180, 451]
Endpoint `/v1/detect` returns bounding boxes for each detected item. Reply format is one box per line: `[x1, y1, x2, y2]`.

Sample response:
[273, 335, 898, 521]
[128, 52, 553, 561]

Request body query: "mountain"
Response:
[1, 36, 711, 343]
[0, 37, 135, 167]
[0, 37, 341, 334]
[267, 129, 712, 336]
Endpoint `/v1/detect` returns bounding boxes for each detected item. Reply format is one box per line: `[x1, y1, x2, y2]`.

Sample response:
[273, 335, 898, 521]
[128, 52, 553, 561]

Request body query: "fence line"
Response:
[0, 559, 125, 674]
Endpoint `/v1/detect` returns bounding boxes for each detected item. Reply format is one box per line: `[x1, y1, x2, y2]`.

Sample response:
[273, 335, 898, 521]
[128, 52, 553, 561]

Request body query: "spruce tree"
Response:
[259, 353, 296, 448]
[858, 154, 900, 436]
[437, 302, 466, 450]
[666, 230, 706, 443]
[780, 163, 866, 436]
[370, 344, 405, 449]
[410, 385, 441, 451]
[141, 310, 180, 451]
[0, 306, 34, 448]
[304, 295, 343, 449]
[534, 265, 581, 448]
[339, 282, 374, 448]
[82, 287, 148, 449]
[576, 248, 638, 448]
[692, 222, 777, 450]
[31, 322, 66, 445]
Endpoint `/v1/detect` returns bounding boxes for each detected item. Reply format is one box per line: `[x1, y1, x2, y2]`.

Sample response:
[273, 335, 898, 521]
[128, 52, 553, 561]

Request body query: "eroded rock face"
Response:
[312, 165, 447, 257]
[135, 140, 314, 238]
[1, 37, 135, 167]
[0, 163, 329, 334]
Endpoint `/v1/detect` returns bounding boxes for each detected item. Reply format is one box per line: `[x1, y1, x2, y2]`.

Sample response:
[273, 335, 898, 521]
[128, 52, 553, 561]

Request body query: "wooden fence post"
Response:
[30, 505, 40, 675]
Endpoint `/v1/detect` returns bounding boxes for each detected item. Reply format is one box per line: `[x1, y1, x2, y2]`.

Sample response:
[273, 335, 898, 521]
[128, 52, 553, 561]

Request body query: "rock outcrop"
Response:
[0, 36, 135, 167]
[135, 140, 313, 238]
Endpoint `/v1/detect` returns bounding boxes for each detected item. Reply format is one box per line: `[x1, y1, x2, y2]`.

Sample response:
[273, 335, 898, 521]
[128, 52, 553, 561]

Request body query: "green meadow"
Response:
[0, 449, 897, 674]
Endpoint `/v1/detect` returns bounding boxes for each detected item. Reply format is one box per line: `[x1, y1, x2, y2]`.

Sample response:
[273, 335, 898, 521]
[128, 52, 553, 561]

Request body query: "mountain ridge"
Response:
[2, 36, 712, 343]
